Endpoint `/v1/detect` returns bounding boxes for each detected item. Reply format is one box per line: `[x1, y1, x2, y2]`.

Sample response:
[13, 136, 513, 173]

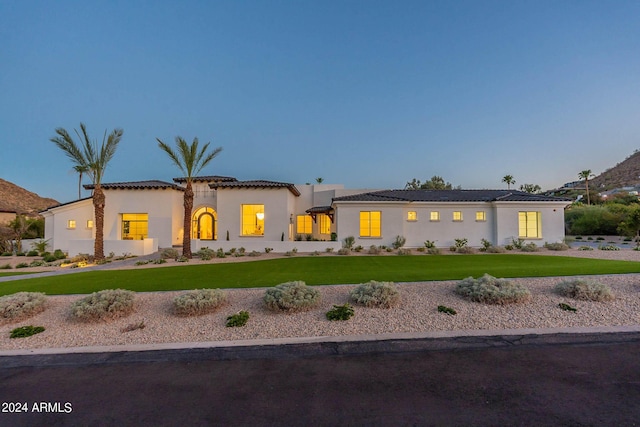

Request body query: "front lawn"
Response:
[1, 254, 639, 296]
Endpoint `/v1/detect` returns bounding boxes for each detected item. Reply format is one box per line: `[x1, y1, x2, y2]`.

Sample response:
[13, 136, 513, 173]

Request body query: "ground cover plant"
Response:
[554, 279, 615, 301]
[326, 303, 355, 321]
[455, 274, 531, 305]
[0, 292, 47, 321]
[558, 303, 577, 312]
[226, 310, 249, 327]
[263, 281, 320, 312]
[173, 288, 227, 316]
[2, 255, 640, 296]
[10, 325, 45, 338]
[70, 289, 135, 321]
[437, 305, 457, 315]
[350, 280, 400, 308]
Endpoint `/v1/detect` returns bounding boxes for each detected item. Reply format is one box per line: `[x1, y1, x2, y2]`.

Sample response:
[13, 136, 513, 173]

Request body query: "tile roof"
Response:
[332, 190, 572, 203]
[305, 205, 333, 214]
[84, 180, 185, 191]
[173, 175, 237, 183]
[209, 180, 301, 196]
[40, 197, 93, 213]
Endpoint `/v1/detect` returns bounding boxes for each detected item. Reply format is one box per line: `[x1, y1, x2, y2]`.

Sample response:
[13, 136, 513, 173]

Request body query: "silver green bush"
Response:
[173, 288, 227, 316]
[70, 289, 135, 321]
[160, 248, 180, 259]
[263, 281, 321, 312]
[554, 279, 614, 302]
[350, 280, 400, 308]
[544, 242, 570, 251]
[455, 274, 531, 305]
[0, 292, 47, 321]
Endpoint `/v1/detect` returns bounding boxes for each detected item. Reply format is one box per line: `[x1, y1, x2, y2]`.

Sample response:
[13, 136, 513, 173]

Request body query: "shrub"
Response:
[16, 252, 25, 256]
[53, 249, 66, 260]
[26, 250, 39, 257]
[42, 254, 57, 263]
[397, 248, 411, 255]
[578, 245, 594, 251]
[135, 260, 150, 266]
[153, 258, 167, 264]
[1, 252, 12, 256]
[544, 242, 570, 251]
[350, 281, 400, 308]
[437, 305, 457, 315]
[330, 232, 338, 241]
[226, 311, 249, 327]
[177, 255, 189, 262]
[416, 247, 426, 252]
[504, 244, 514, 251]
[70, 289, 135, 322]
[121, 321, 146, 333]
[197, 247, 216, 260]
[263, 281, 321, 312]
[596, 237, 605, 241]
[392, 235, 406, 249]
[70, 253, 92, 263]
[294, 234, 303, 241]
[511, 238, 524, 249]
[0, 292, 47, 321]
[368, 245, 381, 255]
[325, 247, 334, 253]
[265, 247, 273, 253]
[520, 242, 539, 252]
[305, 234, 313, 241]
[173, 289, 227, 316]
[486, 246, 506, 253]
[598, 244, 620, 251]
[0, 263, 11, 269]
[337, 248, 350, 255]
[342, 236, 355, 249]
[424, 240, 437, 249]
[479, 239, 492, 252]
[454, 238, 468, 248]
[353, 245, 363, 252]
[554, 279, 614, 302]
[456, 246, 475, 254]
[326, 303, 355, 321]
[15, 263, 29, 268]
[216, 248, 226, 258]
[558, 303, 577, 312]
[10, 325, 45, 339]
[160, 248, 179, 259]
[248, 250, 261, 257]
[29, 260, 47, 267]
[455, 274, 531, 305]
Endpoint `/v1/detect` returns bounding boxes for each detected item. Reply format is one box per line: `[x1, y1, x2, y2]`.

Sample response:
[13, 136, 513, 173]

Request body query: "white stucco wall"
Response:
[493, 201, 568, 245]
[42, 199, 94, 252]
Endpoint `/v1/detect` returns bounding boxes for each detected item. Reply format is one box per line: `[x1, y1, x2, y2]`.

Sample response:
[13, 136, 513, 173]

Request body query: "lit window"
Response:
[476, 211, 486, 221]
[191, 207, 217, 240]
[407, 211, 417, 221]
[296, 215, 312, 234]
[241, 205, 264, 236]
[360, 211, 381, 237]
[86, 220, 94, 229]
[453, 211, 463, 221]
[122, 214, 148, 240]
[430, 211, 440, 221]
[518, 211, 541, 238]
[318, 214, 331, 234]
[67, 220, 76, 229]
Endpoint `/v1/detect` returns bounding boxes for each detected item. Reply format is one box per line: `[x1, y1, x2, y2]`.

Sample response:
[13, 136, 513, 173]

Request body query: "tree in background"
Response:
[502, 175, 516, 190]
[157, 136, 222, 258]
[51, 123, 123, 260]
[405, 176, 455, 190]
[73, 164, 90, 199]
[315, 177, 324, 183]
[7, 214, 38, 253]
[520, 183, 542, 194]
[578, 170, 595, 205]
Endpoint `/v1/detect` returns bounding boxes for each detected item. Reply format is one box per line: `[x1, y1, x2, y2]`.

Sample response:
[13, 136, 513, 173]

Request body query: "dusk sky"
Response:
[1, 0, 639, 203]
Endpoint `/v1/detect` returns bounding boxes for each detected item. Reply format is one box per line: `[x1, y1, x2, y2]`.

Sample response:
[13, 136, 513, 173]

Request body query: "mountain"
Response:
[0, 178, 59, 215]
[590, 150, 640, 191]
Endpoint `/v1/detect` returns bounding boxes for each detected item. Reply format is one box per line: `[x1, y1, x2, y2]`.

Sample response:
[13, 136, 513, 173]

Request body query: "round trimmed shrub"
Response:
[554, 279, 614, 302]
[263, 281, 321, 312]
[455, 274, 531, 305]
[350, 280, 400, 308]
[173, 288, 227, 316]
[70, 289, 135, 322]
[0, 292, 47, 322]
[544, 242, 570, 251]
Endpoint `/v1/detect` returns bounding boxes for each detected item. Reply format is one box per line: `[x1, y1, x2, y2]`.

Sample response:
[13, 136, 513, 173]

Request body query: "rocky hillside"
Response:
[0, 178, 59, 214]
[591, 150, 640, 190]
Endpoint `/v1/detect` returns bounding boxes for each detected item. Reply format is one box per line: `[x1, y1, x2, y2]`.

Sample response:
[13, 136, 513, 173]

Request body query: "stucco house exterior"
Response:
[41, 176, 571, 256]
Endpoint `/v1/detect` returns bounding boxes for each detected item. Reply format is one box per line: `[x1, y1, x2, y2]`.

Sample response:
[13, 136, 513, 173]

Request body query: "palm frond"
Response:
[157, 138, 187, 175]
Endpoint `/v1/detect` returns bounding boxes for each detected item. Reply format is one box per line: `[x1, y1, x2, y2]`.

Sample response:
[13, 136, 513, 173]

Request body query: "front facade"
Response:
[42, 177, 570, 256]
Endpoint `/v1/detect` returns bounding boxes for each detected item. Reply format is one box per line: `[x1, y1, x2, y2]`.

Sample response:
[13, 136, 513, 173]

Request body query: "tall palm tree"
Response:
[157, 136, 222, 258]
[51, 123, 123, 260]
[73, 164, 90, 199]
[578, 169, 595, 205]
[502, 175, 516, 190]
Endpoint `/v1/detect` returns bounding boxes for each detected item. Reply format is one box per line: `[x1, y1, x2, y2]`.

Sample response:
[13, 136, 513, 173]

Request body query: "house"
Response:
[41, 177, 571, 256]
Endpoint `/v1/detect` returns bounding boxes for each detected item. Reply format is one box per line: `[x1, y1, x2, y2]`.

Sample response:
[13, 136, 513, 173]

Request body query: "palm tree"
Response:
[73, 165, 90, 199]
[578, 169, 595, 205]
[51, 123, 123, 260]
[502, 175, 516, 190]
[315, 177, 324, 183]
[157, 136, 222, 258]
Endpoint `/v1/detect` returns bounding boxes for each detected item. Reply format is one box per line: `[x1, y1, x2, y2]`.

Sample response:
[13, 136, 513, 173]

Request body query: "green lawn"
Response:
[0, 271, 39, 277]
[1, 254, 639, 296]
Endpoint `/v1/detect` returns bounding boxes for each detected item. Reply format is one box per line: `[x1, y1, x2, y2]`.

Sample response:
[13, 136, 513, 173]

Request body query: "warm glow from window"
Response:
[86, 220, 93, 229]
[318, 214, 331, 234]
[242, 205, 264, 236]
[407, 211, 417, 221]
[122, 213, 148, 240]
[67, 220, 76, 229]
[430, 211, 440, 221]
[296, 215, 312, 234]
[360, 211, 381, 237]
[192, 207, 217, 240]
[453, 211, 463, 221]
[476, 211, 486, 221]
[519, 211, 541, 238]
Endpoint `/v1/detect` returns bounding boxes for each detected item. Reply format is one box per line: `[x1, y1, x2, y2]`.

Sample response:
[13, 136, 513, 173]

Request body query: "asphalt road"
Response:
[1, 333, 639, 426]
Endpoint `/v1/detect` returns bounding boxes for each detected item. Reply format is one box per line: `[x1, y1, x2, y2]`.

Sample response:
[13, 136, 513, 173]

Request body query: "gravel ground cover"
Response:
[1, 248, 639, 351]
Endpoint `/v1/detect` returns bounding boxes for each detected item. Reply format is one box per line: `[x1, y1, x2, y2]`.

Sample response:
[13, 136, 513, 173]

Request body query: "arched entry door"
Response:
[192, 207, 217, 240]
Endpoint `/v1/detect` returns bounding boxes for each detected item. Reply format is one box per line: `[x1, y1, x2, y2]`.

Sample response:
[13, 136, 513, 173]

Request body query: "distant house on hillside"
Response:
[41, 176, 572, 256]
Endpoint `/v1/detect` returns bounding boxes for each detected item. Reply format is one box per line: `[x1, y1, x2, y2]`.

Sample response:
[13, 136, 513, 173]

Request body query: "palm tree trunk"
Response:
[585, 179, 590, 205]
[182, 182, 194, 258]
[78, 171, 82, 200]
[93, 185, 106, 260]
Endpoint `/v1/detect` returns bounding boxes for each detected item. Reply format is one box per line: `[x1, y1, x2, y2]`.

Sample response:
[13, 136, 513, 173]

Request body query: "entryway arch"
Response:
[192, 206, 217, 240]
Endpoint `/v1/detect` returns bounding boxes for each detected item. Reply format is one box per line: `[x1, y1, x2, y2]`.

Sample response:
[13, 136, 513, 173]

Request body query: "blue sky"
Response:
[1, 0, 639, 203]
